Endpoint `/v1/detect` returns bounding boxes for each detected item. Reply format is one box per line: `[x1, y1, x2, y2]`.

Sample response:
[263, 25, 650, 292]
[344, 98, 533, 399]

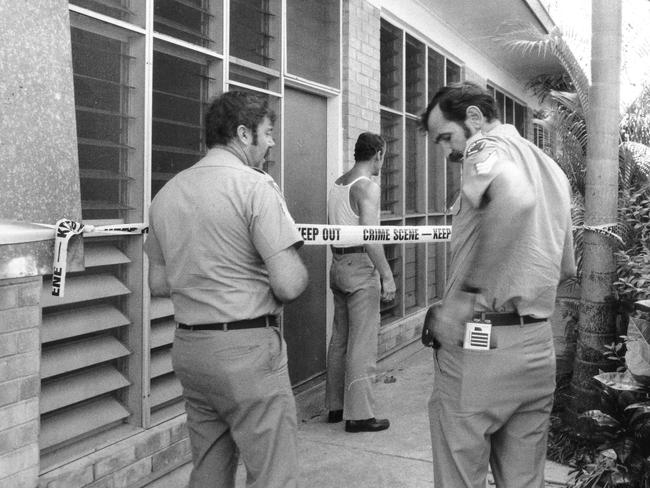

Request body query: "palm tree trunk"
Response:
[571, 0, 622, 413]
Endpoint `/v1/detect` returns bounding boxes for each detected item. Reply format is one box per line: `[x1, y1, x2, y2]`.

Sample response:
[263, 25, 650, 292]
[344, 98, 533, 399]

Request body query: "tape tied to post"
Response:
[51, 219, 149, 297]
[575, 223, 624, 246]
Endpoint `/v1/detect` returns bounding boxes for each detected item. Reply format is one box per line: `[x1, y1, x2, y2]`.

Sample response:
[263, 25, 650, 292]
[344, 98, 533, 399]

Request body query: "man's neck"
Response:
[224, 140, 253, 167]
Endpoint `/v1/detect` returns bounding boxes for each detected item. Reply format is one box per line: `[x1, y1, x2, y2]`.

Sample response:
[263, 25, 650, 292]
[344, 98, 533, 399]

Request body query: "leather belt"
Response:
[475, 312, 547, 327]
[178, 315, 276, 331]
[332, 246, 366, 255]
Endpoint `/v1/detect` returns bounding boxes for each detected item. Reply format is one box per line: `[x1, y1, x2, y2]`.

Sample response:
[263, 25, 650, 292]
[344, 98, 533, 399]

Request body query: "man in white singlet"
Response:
[324, 132, 396, 433]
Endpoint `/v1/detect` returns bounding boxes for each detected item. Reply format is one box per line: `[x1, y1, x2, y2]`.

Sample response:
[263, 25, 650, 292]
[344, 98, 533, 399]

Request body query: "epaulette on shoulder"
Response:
[465, 136, 499, 159]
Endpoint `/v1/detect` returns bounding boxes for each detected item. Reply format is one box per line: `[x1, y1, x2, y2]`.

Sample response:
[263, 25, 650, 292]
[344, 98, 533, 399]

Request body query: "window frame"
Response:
[379, 18, 465, 321]
[44, 0, 342, 468]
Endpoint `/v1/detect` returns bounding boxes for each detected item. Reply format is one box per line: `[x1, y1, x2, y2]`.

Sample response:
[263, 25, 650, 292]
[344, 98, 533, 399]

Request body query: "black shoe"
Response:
[327, 410, 343, 423]
[345, 418, 390, 433]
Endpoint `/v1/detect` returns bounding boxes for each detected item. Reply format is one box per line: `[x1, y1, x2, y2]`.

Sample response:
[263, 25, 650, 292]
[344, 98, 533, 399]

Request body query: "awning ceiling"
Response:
[415, 0, 568, 82]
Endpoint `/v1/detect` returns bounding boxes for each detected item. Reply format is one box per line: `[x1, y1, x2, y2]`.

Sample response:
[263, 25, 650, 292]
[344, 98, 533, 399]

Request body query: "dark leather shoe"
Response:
[327, 410, 343, 423]
[345, 417, 390, 433]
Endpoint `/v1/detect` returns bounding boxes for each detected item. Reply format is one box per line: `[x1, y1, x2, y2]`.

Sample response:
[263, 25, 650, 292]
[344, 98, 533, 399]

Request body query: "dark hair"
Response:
[354, 132, 386, 162]
[205, 91, 276, 148]
[419, 81, 498, 131]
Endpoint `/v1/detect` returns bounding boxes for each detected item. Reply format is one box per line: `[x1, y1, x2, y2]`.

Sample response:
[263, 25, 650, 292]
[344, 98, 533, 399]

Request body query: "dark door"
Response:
[283, 87, 328, 385]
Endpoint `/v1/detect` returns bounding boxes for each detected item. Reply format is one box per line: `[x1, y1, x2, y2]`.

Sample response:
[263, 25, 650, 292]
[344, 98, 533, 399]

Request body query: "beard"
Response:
[448, 150, 464, 162]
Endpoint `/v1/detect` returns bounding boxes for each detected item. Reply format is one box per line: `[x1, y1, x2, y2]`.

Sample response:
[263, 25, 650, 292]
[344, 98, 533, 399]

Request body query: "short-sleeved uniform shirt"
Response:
[144, 147, 303, 325]
[445, 124, 575, 318]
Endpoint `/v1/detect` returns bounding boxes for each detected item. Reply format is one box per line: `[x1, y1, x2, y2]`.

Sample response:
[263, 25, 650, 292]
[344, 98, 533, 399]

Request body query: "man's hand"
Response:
[381, 275, 396, 302]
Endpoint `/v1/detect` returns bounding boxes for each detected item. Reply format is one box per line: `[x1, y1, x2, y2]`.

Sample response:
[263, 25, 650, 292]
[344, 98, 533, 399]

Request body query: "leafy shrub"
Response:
[567, 368, 650, 487]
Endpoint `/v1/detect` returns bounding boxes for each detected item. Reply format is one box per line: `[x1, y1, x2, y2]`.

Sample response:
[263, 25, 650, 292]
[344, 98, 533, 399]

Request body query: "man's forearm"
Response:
[148, 262, 171, 297]
[365, 243, 393, 281]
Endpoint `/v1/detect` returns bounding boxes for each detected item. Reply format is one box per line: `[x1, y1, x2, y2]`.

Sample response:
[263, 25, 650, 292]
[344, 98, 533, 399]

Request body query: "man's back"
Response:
[149, 147, 301, 324]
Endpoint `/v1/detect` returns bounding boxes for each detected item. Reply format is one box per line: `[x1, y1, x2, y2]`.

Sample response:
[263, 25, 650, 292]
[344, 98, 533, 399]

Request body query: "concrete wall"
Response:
[0, 1, 83, 486]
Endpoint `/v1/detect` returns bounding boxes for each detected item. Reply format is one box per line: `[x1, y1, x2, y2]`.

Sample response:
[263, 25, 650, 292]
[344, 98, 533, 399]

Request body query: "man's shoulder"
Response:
[465, 136, 502, 176]
[465, 135, 502, 159]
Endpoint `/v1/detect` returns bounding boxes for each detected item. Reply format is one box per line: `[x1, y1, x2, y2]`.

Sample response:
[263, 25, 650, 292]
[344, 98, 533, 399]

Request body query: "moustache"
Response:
[448, 150, 464, 162]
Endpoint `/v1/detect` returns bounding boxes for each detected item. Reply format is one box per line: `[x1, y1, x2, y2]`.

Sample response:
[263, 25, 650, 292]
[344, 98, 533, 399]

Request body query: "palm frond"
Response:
[525, 73, 574, 103]
[495, 24, 589, 117]
[620, 142, 650, 192]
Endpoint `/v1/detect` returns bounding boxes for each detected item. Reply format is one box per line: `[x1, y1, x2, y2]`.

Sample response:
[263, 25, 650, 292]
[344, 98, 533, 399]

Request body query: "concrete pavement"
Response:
[148, 343, 572, 487]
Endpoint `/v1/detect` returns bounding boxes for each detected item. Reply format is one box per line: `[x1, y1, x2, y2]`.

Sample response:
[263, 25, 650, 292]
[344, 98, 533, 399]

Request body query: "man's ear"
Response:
[236, 125, 249, 144]
[465, 105, 484, 131]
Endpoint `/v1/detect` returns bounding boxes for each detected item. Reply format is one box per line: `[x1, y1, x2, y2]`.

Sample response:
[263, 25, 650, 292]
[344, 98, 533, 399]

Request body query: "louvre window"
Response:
[404, 217, 426, 311]
[380, 21, 466, 318]
[39, 13, 145, 467]
[72, 26, 135, 221]
[380, 20, 402, 110]
[380, 111, 401, 216]
[151, 43, 215, 197]
[380, 242, 400, 321]
[70, 0, 144, 24]
[515, 102, 528, 138]
[286, 0, 339, 87]
[48, 0, 342, 469]
[488, 84, 528, 137]
[154, 0, 218, 48]
[495, 90, 505, 122]
[534, 122, 551, 152]
[405, 117, 425, 214]
[446, 60, 461, 84]
[230, 0, 279, 69]
[427, 216, 446, 303]
[405, 35, 425, 115]
[427, 49, 444, 102]
[148, 41, 219, 422]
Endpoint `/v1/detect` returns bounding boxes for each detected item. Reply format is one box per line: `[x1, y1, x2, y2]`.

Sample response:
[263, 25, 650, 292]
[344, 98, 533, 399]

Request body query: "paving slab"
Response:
[147, 344, 572, 487]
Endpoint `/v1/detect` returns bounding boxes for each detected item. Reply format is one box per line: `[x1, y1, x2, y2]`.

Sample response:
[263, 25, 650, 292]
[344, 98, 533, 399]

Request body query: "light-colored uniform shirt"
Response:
[446, 124, 575, 318]
[144, 147, 302, 324]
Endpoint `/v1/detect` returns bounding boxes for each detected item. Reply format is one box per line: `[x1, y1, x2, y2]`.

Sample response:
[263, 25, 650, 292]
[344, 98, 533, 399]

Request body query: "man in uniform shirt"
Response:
[420, 82, 575, 488]
[145, 91, 308, 488]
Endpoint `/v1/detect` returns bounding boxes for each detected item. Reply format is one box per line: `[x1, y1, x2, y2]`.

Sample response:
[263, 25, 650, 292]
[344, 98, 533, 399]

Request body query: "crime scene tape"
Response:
[0, 219, 149, 297]
[0, 219, 452, 297]
[50, 219, 149, 297]
[297, 224, 452, 246]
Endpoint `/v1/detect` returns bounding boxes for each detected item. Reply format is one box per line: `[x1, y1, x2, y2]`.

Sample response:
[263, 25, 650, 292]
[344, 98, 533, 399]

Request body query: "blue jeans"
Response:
[325, 252, 381, 420]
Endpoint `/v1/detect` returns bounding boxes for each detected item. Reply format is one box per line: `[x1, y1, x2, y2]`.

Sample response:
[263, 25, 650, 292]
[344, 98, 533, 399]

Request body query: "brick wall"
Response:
[0, 276, 42, 488]
[38, 416, 191, 488]
[342, 0, 382, 171]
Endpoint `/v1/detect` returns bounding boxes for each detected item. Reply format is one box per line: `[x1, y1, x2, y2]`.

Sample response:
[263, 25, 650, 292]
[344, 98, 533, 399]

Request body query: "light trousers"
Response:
[428, 321, 555, 488]
[172, 326, 298, 488]
[325, 252, 381, 420]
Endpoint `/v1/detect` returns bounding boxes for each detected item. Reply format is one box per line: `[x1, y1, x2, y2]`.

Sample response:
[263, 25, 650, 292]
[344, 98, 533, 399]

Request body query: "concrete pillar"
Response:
[0, 1, 83, 485]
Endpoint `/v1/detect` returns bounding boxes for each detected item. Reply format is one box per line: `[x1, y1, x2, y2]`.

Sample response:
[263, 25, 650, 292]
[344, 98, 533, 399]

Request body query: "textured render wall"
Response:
[341, 0, 382, 172]
[0, 1, 84, 486]
[0, 277, 42, 488]
[0, 0, 83, 278]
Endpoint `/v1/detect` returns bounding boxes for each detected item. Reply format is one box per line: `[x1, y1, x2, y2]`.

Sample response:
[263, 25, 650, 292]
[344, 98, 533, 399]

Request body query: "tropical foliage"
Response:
[501, 20, 650, 486]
